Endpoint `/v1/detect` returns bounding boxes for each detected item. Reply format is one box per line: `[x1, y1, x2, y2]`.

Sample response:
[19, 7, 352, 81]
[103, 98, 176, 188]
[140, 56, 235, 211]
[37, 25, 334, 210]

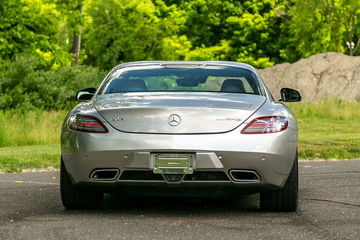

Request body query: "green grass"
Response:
[0, 144, 60, 173]
[0, 99, 359, 172]
[287, 99, 360, 160]
[0, 110, 64, 172]
[0, 110, 65, 147]
[287, 98, 360, 120]
[297, 119, 360, 159]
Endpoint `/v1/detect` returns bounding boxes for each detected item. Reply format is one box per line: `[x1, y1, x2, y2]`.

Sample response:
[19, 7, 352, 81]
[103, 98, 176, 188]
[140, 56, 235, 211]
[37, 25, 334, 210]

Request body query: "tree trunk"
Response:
[71, 4, 83, 66]
[353, 38, 360, 55]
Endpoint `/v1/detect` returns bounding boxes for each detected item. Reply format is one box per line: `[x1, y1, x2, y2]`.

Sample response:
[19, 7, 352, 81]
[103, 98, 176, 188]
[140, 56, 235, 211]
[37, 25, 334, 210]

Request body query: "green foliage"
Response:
[185, 40, 231, 61]
[82, 0, 181, 69]
[166, 0, 290, 68]
[0, 0, 72, 69]
[1, 0, 360, 69]
[282, 0, 360, 61]
[0, 56, 106, 111]
[223, 0, 289, 67]
[55, 0, 84, 32]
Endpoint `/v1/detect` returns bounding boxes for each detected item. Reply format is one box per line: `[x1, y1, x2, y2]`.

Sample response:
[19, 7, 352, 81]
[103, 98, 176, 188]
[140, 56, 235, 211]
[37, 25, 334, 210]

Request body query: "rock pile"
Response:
[258, 52, 360, 102]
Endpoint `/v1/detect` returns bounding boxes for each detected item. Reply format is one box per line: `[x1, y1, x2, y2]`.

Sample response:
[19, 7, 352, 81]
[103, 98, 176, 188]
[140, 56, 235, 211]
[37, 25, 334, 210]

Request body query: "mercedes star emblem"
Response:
[168, 114, 181, 126]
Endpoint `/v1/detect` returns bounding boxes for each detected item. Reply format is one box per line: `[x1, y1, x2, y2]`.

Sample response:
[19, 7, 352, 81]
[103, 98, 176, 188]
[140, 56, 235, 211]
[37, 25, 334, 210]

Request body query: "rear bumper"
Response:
[61, 121, 297, 193]
[62, 149, 296, 193]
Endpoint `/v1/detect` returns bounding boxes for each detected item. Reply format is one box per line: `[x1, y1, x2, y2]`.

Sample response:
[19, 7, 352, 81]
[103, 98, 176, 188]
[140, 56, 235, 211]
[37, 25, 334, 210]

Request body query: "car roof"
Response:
[112, 61, 257, 73]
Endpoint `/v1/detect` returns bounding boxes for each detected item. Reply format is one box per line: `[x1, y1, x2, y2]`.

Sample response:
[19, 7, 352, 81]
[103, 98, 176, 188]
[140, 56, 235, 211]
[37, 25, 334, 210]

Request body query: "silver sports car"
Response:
[60, 61, 301, 211]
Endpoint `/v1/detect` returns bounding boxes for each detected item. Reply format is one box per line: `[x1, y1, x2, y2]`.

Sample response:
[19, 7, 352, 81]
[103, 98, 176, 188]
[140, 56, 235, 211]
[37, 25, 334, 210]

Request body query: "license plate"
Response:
[152, 153, 195, 174]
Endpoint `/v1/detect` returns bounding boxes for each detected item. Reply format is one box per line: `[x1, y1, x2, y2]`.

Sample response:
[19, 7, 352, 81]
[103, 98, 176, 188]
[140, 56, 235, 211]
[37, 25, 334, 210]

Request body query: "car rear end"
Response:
[60, 61, 299, 211]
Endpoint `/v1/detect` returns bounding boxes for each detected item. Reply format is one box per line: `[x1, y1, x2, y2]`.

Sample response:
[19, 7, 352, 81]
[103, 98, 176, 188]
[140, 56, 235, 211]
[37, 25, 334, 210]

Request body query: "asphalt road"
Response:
[0, 161, 359, 240]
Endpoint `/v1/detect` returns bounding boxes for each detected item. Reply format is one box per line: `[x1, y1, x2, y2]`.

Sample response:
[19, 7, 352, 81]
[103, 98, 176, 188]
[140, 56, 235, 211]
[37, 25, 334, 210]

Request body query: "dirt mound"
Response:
[258, 52, 360, 102]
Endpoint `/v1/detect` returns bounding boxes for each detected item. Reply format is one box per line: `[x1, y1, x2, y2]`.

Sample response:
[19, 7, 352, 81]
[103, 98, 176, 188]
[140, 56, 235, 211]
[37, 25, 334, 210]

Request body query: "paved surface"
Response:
[0, 161, 359, 240]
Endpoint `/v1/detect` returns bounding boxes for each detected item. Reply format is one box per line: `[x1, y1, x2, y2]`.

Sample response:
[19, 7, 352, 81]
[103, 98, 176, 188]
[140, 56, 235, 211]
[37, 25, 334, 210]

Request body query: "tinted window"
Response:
[98, 65, 262, 95]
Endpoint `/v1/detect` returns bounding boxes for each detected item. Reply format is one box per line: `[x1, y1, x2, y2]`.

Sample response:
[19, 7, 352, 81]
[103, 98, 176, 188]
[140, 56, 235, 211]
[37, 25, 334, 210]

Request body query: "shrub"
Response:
[0, 56, 106, 111]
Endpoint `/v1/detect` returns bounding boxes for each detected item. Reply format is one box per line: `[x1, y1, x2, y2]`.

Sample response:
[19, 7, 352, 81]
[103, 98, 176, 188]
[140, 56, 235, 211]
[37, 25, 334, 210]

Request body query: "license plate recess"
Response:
[152, 153, 195, 174]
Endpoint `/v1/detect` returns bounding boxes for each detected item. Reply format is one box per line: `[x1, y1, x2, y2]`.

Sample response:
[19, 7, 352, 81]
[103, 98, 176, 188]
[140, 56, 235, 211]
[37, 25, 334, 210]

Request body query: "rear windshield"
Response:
[98, 65, 263, 95]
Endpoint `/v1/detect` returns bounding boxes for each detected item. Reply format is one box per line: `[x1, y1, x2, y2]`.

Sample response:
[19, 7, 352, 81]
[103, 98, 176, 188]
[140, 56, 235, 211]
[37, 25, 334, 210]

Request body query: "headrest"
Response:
[121, 79, 147, 92]
[220, 79, 245, 93]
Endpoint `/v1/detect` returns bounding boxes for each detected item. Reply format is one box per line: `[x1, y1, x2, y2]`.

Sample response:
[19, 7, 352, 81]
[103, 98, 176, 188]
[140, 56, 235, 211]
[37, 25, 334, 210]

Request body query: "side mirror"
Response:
[75, 88, 96, 102]
[279, 88, 301, 102]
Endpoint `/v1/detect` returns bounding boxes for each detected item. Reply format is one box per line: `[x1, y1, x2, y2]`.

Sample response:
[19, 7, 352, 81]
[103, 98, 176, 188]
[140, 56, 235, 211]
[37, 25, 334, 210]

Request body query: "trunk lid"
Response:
[94, 92, 266, 134]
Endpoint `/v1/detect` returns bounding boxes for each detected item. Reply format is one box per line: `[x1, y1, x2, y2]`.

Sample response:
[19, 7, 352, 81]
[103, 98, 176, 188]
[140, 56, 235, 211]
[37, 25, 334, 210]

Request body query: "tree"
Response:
[81, 0, 291, 68]
[163, 0, 290, 68]
[0, 0, 72, 69]
[55, 0, 85, 65]
[342, 0, 360, 56]
[82, 0, 182, 69]
[223, 0, 290, 67]
[283, 0, 360, 60]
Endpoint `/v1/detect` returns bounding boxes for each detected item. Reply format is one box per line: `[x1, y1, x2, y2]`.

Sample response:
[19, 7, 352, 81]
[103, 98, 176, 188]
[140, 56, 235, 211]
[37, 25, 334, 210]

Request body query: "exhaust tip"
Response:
[90, 169, 120, 181]
[229, 170, 260, 182]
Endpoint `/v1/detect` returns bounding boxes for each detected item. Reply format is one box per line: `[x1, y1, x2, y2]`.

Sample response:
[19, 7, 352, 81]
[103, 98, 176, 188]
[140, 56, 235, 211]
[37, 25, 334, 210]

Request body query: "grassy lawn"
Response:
[0, 110, 64, 147]
[298, 119, 360, 159]
[0, 144, 60, 173]
[288, 99, 360, 159]
[0, 99, 359, 172]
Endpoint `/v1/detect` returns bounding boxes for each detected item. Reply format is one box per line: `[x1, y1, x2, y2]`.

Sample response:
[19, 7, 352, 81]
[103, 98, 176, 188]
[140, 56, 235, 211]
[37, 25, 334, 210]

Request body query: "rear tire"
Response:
[60, 159, 103, 209]
[260, 153, 298, 212]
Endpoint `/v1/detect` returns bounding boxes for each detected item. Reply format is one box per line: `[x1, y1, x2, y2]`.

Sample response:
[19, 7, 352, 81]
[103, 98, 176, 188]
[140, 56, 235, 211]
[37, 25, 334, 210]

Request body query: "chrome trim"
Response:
[229, 170, 261, 182]
[89, 169, 120, 181]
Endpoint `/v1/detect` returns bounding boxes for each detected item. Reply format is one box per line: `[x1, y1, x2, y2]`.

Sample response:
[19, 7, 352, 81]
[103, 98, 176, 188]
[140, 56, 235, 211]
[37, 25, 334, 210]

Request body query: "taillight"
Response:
[68, 114, 108, 133]
[241, 116, 288, 134]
